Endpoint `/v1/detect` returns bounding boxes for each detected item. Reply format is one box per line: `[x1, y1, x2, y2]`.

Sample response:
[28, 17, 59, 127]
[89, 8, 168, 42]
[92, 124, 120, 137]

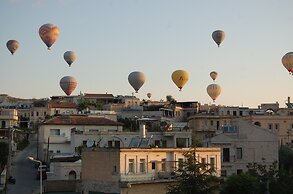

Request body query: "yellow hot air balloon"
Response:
[212, 30, 225, 47]
[171, 70, 189, 91]
[210, 71, 218, 81]
[39, 23, 60, 50]
[207, 83, 221, 102]
[6, 40, 19, 55]
[282, 52, 293, 75]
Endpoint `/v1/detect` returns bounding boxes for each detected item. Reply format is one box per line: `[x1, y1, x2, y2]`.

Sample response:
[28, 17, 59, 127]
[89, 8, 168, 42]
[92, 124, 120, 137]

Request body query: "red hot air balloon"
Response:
[59, 76, 77, 96]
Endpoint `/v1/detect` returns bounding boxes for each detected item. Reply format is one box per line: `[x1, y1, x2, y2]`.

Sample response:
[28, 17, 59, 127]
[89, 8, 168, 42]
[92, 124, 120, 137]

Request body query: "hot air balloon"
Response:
[212, 30, 225, 47]
[147, 93, 152, 99]
[210, 71, 218, 81]
[64, 51, 77, 67]
[6, 40, 19, 55]
[207, 83, 221, 102]
[171, 70, 189, 91]
[59, 76, 77, 96]
[39, 23, 60, 50]
[282, 52, 293, 75]
[128, 71, 146, 93]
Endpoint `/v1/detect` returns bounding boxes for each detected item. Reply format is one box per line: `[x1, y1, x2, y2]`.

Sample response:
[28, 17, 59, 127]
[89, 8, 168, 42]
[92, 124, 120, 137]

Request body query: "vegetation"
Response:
[17, 139, 29, 150]
[0, 142, 9, 169]
[167, 149, 219, 194]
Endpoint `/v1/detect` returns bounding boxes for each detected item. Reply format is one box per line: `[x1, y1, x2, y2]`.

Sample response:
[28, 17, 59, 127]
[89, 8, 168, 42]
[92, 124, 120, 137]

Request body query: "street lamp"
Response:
[28, 156, 43, 194]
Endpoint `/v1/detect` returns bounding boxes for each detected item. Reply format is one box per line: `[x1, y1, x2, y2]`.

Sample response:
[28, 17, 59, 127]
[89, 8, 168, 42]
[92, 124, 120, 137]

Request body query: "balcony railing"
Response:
[121, 172, 155, 182]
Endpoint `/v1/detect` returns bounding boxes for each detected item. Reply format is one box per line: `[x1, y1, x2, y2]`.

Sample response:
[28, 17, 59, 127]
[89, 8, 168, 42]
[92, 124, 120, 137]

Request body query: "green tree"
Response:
[220, 173, 261, 194]
[167, 149, 219, 194]
[0, 142, 9, 169]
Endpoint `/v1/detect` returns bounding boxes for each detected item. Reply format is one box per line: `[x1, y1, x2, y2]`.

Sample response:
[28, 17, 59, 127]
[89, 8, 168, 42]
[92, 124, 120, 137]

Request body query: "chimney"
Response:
[288, 97, 291, 104]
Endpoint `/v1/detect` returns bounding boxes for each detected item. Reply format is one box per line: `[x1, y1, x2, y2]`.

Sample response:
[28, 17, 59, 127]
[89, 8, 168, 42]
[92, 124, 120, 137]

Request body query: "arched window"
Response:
[68, 170, 76, 180]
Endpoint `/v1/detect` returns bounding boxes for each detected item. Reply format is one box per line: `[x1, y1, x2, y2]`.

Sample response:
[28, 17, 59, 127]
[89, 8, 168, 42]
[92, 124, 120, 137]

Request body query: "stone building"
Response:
[80, 147, 221, 194]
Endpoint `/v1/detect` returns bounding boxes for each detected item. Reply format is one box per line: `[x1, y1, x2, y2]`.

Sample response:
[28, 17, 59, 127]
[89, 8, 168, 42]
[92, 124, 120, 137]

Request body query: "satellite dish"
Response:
[86, 139, 94, 148]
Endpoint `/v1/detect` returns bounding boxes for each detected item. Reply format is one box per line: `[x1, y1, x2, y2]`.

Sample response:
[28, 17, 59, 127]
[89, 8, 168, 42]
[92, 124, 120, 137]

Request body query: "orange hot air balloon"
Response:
[147, 93, 152, 99]
[128, 71, 146, 93]
[6, 40, 19, 55]
[60, 76, 77, 96]
[171, 70, 189, 91]
[210, 71, 218, 81]
[39, 23, 60, 50]
[212, 30, 225, 47]
[282, 52, 293, 75]
[207, 83, 221, 102]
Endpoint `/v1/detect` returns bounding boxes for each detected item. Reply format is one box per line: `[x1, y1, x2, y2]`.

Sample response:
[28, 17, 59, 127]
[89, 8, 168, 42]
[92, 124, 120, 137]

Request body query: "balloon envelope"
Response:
[128, 71, 146, 93]
[210, 71, 218, 81]
[207, 83, 221, 102]
[39, 23, 60, 49]
[64, 51, 77, 67]
[60, 76, 77, 96]
[6, 40, 19, 55]
[171, 70, 189, 91]
[282, 52, 293, 74]
[147, 93, 152, 99]
[212, 30, 225, 47]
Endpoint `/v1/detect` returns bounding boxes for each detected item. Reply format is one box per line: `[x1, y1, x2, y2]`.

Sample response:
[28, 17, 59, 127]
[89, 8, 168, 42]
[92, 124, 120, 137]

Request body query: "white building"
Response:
[38, 115, 124, 161]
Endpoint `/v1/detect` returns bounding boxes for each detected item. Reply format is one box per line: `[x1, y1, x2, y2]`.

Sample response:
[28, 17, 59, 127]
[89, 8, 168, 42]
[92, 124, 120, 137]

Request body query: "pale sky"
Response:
[0, 0, 293, 108]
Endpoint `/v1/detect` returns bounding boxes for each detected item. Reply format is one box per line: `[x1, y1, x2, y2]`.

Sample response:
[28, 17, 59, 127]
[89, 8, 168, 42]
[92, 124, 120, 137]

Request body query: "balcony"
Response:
[121, 172, 155, 182]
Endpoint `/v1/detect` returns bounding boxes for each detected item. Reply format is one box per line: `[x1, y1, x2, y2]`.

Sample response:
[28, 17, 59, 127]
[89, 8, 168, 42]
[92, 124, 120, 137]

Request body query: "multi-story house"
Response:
[38, 115, 124, 161]
[80, 147, 221, 194]
[205, 119, 278, 177]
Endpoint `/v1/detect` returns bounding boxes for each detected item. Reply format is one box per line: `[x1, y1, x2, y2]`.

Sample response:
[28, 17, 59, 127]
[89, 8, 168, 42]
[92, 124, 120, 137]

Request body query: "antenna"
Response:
[86, 139, 94, 148]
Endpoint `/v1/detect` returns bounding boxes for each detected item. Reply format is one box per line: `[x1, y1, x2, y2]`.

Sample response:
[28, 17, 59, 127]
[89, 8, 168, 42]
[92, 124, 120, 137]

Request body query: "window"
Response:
[201, 158, 207, 170]
[113, 165, 117, 173]
[210, 120, 214, 126]
[128, 159, 135, 173]
[1, 121, 6, 128]
[223, 148, 230, 162]
[237, 169, 243, 175]
[239, 111, 243, 116]
[56, 150, 61, 153]
[31, 111, 34, 117]
[275, 123, 279, 130]
[108, 141, 113, 148]
[162, 140, 167, 148]
[233, 111, 237, 116]
[210, 157, 215, 170]
[50, 129, 60, 136]
[221, 170, 227, 177]
[227, 111, 230, 115]
[154, 140, 160, 147]
[151, 162, 156, 170]
[139, 159, 146, 173]
[236, 148, 243, 159]
[114, 141, 120, 148]
[268, 124, 273, 130]
[161, 159, 166, 172]
[36, 112, 39, 116]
